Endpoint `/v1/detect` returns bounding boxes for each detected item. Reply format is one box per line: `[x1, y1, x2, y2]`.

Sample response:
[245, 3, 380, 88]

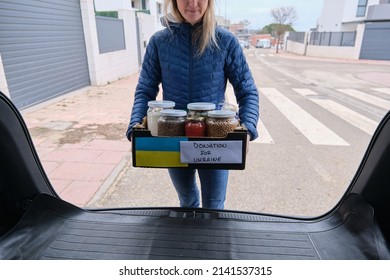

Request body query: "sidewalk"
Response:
[22, 74, 139, 207]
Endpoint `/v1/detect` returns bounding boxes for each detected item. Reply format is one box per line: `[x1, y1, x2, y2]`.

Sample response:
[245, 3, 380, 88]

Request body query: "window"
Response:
[356, 0, 368, 17]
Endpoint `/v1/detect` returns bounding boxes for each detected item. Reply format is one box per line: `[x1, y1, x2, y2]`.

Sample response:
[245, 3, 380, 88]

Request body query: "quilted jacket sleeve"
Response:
[225, 37, 260, 141]
[126, 35, 162, 141]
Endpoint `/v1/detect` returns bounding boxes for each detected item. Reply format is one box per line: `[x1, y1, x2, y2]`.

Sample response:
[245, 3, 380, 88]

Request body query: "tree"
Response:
[260, 24, 295, 36]
[270, 6, 297, 53]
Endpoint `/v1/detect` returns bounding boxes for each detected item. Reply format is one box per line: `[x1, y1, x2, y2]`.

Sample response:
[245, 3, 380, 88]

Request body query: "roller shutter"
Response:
[360, 22, 390, 61]
[0, 0, 90, 109]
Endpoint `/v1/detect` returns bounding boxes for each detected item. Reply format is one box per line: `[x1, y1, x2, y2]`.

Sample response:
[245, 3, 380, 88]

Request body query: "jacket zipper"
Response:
[189, 27, 193, 103]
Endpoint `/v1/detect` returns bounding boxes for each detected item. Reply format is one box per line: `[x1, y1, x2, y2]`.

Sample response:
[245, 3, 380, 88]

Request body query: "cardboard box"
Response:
[131, 128, 247, 170]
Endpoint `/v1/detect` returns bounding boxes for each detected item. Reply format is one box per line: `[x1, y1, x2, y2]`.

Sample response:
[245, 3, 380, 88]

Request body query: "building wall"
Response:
[286, 40, 307, 56]
[318, 0, 346, 32]
[0, 0, 165, 106]
[148, 0, 164, 31]
[82, 0, 165, 86]
[342, 0, 381, 23]
[137, 12, 158, 63]
[80, 0, 139, 86]
[0, 53, 9, 98]
[287, 24, 365, 60]
[318, 0, 384, 32]
[94, 0, 133, 10]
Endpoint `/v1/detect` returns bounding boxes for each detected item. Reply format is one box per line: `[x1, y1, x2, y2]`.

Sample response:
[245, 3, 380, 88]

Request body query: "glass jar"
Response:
[206, 110, 239, 138]
[157, 109, 187, 136]
[185, 116, 206, 137]
[147, 100, 175, 136]
[187, 102, 216, 118]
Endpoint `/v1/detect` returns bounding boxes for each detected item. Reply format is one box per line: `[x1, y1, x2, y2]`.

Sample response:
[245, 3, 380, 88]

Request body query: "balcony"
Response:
[366, 4, 390, 21]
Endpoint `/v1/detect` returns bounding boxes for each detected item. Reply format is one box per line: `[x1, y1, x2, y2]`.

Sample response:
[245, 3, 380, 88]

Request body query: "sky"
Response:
[214, 0, 324, 31]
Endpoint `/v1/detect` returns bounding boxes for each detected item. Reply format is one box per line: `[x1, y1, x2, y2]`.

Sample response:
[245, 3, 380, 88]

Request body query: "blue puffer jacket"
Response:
[126, 21, 259, 140]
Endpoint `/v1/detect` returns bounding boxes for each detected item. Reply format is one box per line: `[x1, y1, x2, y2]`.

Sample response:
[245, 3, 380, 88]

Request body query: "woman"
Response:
[126, 0, 259, 209]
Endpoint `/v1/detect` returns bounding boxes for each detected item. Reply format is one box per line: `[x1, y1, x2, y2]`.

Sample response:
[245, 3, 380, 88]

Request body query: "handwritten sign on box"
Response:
[180, 141, 243, 164]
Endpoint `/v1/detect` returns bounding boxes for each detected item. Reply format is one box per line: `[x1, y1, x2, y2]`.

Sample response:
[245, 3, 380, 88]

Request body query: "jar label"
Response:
[180, 141, 243, 164]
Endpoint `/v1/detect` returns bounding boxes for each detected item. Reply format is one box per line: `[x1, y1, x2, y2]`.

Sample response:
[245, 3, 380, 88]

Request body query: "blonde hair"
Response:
[163, 0, 219, 56]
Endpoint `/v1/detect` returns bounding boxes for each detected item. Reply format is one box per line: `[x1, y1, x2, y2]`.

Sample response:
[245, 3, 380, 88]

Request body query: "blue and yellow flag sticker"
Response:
[135, 137, 188, 167]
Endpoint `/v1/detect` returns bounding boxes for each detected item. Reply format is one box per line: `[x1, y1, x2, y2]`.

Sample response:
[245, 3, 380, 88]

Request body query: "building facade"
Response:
[318, 0, 390, 32]
[286, 0, 390, 60]
[0, 0, 164, 109]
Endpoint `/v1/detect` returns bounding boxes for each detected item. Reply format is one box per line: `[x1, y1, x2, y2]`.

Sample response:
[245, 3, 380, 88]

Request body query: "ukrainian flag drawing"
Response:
[134, 137, 189, 168]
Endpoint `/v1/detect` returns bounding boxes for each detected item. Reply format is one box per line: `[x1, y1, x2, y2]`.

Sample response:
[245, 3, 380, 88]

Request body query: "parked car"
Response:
[256, 39, 271, 48]
[239, 40, 250, 49]
[0, 90, 389, 260]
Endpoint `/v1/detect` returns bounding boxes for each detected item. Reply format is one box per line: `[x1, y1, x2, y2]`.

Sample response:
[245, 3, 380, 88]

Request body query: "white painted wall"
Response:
[319, 0, 382, 32]
[80, 0, 139, 86]
[306, 45, 357, 59]
[342, 0, 381, 23]
[284, 32, 309, 55]
[286, 24, 366, 60]
[136, 12, 159, 63]
[94, 0, 133, 11]
[94, 0, 164, 32]
[0, 53, 10, 98]
[286, 40, 307, 55]
[318, 0, 346, 32]
[149, 0, 164, 30]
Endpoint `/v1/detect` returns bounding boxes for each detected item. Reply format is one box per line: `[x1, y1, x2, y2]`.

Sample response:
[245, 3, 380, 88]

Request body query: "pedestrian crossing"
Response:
[293, 88, 378, 135]
[261, 88, 350, 146]
[336, 89, 390, 110]
[247, 53, 275, 58]
[373, 88, 390, 95]
[225, 85, 390, 146]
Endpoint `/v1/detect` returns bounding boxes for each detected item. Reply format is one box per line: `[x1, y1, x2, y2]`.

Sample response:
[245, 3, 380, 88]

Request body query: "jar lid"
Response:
[160, 109, 187, 117]
[208, 110, 236, 118]
[187, 102, 216, 111]
[148, 100, 175, 108]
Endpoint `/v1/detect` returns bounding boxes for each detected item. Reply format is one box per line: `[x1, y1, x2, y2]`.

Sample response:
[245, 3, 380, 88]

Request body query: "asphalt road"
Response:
[91, 48, 390, 217]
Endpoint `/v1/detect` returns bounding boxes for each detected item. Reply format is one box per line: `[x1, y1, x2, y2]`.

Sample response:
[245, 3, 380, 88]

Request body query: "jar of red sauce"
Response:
[185, 117, 206, 137]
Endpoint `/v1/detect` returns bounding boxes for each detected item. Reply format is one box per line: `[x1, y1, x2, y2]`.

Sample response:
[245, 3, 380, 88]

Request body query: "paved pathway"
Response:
[22, 74, 138, 206]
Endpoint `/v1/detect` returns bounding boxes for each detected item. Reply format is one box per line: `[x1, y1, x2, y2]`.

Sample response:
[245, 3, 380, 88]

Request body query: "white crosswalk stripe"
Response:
[293, 88, 378, 135]
[254, 118, 274, 144]
[337, 88, 390, 110]
[225, 84, 273, 144]
[260, 87, 349, 146]
[373, 88, 390, 95]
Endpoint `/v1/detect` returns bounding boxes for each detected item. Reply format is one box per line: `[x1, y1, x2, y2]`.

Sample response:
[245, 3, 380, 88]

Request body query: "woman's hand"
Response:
[133, 117, 147, 129]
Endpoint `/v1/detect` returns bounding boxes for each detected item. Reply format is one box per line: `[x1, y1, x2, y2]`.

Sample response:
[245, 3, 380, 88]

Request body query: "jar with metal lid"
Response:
[206, 110, 239, 138]
[187, 102, 216, 118]
[147, 100, 175, 136]
[185, 116, 206, 137]
[157, 109, 187, 136]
